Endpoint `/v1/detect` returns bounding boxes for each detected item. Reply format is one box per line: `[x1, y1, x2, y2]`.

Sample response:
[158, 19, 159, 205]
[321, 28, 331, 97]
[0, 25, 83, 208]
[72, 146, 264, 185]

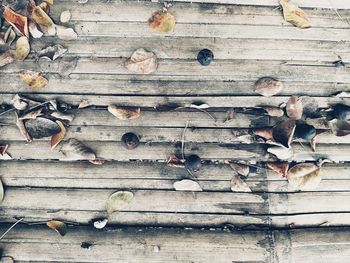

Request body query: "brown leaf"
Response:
[3, 6, 29, 37]
[51, 121, 66, 149]
[167, 154, 185, 168]
[107, 105, 141, 120]
[125, 48, 157, 74]
[89, 158, 106, 165]
[286, 96, 303, 120]
[310, 130, 327, 152]
[253, 128, 273, 141]
[262, 106, 284, 117]
[328, 119, 350, 137]
[32, 6, 54, 28]
[15, 113, 32, 142]
[280, 0, 311, 29]
[272, 119, 296, 148]
[173, 179, 202, 192]
[287, 163, 321, 190]
[148, 11, 176, 33]
[253, 77, 283, 97]
[78, 99, 91, 109]
[47, 220, 67, 236]
[37, 44, 67, 61]
[230, 175, 252, 192]
[60, 138, 96, 160]
[19, 70, 48, 89]
[267, 162, 289, 177]
[25, 117, 61, 139]
[18, 108, 43, 120]
[0, 51, 15, 68]
[228, 162, 250, 177]
[15, 36, 30, 60]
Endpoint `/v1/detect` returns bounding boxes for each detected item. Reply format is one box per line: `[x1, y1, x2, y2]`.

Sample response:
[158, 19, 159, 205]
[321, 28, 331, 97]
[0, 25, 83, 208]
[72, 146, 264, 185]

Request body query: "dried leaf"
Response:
[331, 104, 350, 121]
[294, 123, 316, 140]
[286, 96, 303, 120]
[60, 10, 71, 23]
[224, 108, 235, 122]
[28, 21, 43, 38]
[32, 6, 54, 28]
[0, 51, 15, 68]
[3, 6, 29, 37]
[106, 191, 134, 213]
[89, 158, 106, 165]
[47, 220, 67, 236]
[0, 179, 4, 204]
[60, 138, 96, 160]
[11, 94, 28, 110]
[25, 117, 61, 139]
[19, 70, 48, 89]
[19, 108, 42, 120]
[15, 36, 30, 60]
[253, 128, 273, 141]
[4, 27, 16, 45]
[16, 113, 32, 142]
[50, 111, 74, 122]
[173, 179, 202, 192]
[268, 145, 293, 160]
[287, 163, 321, 190]
[51, 121, 66, 149]
[93, 218, 108, 229]
[267, 162, 289, 177]
[56, 25, 78, 41]
[300, 96, 320, 118]
[39, 2, 50, 13]
[148, 11, 176, 33]
[272, 119, 296, 148]
[230, 175, 251, 192]
[107, 105, 141, 120]
[262, 106, 284, 117]
[310, 130, 327, 152]
[125, 48, 157, 74]
[328, 119, 350, 137]
[228, 162, 250, 177]
[253, 77, 283, 97]
[167, 154, 185, 168]
[78, 99, 91, 109]
[37, 44, 67, 61]
[280, 0, 311, 29]
[190, 103, 210, 109]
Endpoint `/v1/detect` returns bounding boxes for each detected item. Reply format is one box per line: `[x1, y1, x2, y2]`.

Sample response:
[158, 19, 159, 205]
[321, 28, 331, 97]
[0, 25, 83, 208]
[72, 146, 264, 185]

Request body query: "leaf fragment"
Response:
[19, 70, 48, 89]
[0, 51, 15, 68]
[106, 191, 134, 213]
[51, 121, 66, 149]
[25, 117, 61, 139]
[107, 105, 141, 120]
[268, 145, 293, 160]
[125, 48, 157, 74]
[37, 44, 67, 61]
[56, 26, 78, 41]
[28, 22, 43, 38]
[15, 36, 30, 60]
[32, 6, 54, 28]
[280, 0, 311, 29]
[286, 96, 303, 120]
[3, 6, 29, 37]
[262, 106, 284, 117]
[47, 220, 67, 236]
[11, 94, 28, 110]
[173, 179, 202, 192]
[228, 162, 250, 177]
[60, 138, 96, 160]
[15, 113, 32, 142]
[18, 108, 43, 120]
[253, 128, 273, 141]
[328, 119, 350, 137]
[230, 175, 252, 192]
[148, 11, 176, 33]
[267, 162, 289, 177]
[4, 27, 16, 45]
[167, 154, 185, 168]
[272, 119, 296, 148]
[287, 163, 321, 190]
[253, 77, 283, 97]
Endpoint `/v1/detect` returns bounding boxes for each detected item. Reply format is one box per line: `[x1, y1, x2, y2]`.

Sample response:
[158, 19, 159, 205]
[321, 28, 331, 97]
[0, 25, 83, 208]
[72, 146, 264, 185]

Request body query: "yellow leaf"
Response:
[19, 70, 48, 89]
[32, 6, 54, 28]
[280, 0, 311, 28]
[51, 121, 66, 149]
[47, 220, 67, 236]
[15, 36, 30, 60]
[148, 11, 176, 33]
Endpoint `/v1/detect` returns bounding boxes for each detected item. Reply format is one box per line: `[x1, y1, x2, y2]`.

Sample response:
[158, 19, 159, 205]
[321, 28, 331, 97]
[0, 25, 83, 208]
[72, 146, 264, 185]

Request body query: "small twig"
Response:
[181, 121, 190, 161]
[0, 218, 24, 240]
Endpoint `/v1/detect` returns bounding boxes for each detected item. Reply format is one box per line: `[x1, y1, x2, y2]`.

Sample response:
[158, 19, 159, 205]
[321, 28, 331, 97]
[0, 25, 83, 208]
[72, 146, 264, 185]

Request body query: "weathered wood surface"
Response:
[1, 225, 350, 263]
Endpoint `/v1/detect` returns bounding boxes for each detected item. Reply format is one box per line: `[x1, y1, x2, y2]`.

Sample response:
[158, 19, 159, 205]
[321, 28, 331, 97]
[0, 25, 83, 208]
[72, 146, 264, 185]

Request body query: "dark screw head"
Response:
[294, 123, 316, 140]
[121, 132, 140, 150]
[185, 154, 202, 172]
[197, 49, 214, 66]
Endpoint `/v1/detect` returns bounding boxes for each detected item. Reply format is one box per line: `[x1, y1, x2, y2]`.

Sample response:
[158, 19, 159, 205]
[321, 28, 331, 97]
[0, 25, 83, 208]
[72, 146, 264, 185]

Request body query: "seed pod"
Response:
[121, 132, 140, 150]
[294, 123, 316, 140]
[185, 154, 202, 172]
[197, 49, 214, 66]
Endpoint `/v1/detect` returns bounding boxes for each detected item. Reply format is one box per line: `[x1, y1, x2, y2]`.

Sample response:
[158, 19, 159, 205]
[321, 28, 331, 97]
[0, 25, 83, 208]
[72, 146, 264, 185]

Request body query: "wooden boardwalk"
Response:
[1, 0, 350, 262]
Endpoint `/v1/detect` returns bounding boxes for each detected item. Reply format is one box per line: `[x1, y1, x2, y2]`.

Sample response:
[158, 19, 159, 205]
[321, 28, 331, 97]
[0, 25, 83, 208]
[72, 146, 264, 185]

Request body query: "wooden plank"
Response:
[48, 1, 350, 28]
[0, 225, 270, 263]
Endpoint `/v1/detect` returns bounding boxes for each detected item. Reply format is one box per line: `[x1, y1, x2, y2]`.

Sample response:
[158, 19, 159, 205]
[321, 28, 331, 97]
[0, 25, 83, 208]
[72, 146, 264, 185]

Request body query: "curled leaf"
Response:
[280, 0, 311, 29]
[287, 163, 321, 190]
[173, 179, 202, 192]
[230, 175, 252, 192]
[0, 179, 4, 204]
[106, 191, 134, 213]
[47, 220, 67, 236]
[253, 77, 283, 97]
[16, 36, 30, 60]
[148, 11, 176, 33]
[89, 158, 106, 165]
[253, 128, 273, 141]
[0, 51, 15, 68]
[5, 27, 16, 45]
[272, 120, 296, 148]
[228, 162, 249, 177]
[267, 162, 289, 177]
[37, 44, 67, 61]
[328, 119, 350, 137]
[32, 6, 54, 28]
[19, 108, 43, 120]
[108, 105, 141, 120]
[167, 155, 185, 168]
[16, 113, 32, 142]
[286, 96, 303, 120]
[25, 117, 61, 139]
[60, 138, 96, 160]
[3, 6, 29, 37]
[125, 48, 157, 74]
[51, 121, 66, 149]
[29, 22, 43, 38]
[19, 70, 48, 89]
